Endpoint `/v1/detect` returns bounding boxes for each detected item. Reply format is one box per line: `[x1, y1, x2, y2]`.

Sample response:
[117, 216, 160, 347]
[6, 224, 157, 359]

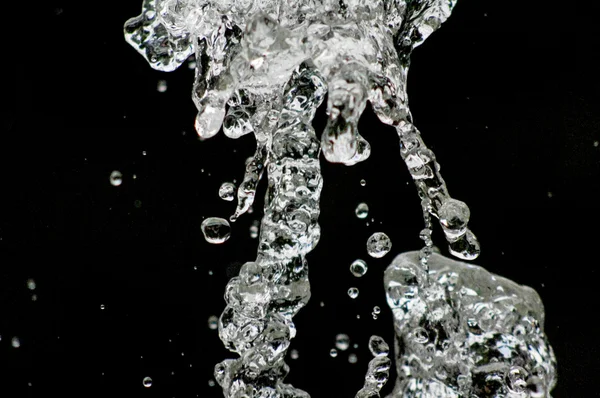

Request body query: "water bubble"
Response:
[335, 334, 350, 351]
[219, 182, 236, 201]
[110, 170, 123, 186]
[360, 179, 366, 186]
[329, 348, 338, 358]
[201, 217, 231, 244]
[350, 259, 368, 277]
[368, 335, 389, 357]
[355, 203, 369, 219]
[366, 232, 392, 258]
[143, 377, 153, 387]
[208, 315, 219, 330]
[348, 287, 359, 299]
[11, 337, 20, 348]
[348, 353, 358, 364]
[290, 349, 299, 359]
[26, 279, 36, 290]
[157, 80, 167, 92]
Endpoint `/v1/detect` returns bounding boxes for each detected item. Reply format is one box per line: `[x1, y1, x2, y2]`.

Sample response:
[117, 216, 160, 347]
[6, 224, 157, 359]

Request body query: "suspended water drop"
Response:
[100, 304, 105, 310]
[109, 170, 122, 186]
[26, 279, 36, 290]
[208, 379, 216, 387]
[355, 203, 369, 219]
[249, 220, 259, 238]
[368, 335, 389, 357]
[348, 287, 359, 299]
[290, 349, 299, 359]
[11, 336, 20, 348]
[329, 348, 338, 358]
[373, 306, 380, 314]
[350, 259, 368, 277]
[348, 353, 358, 364]
[219, 182, 236, 201]
[201, 217, 231, 244]
[157, 80, 167, 92]
[208, 315, 218, 330]
[335, 334, 350, 351]
[143, 377, 153, 387]
[594, 140, 599, 147]
[31, 294, 38, 301]
[367, 232, 392, 258]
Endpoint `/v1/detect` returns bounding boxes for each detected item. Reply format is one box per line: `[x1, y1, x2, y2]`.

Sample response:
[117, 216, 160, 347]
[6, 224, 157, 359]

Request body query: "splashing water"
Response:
[121, 0, 556, 396]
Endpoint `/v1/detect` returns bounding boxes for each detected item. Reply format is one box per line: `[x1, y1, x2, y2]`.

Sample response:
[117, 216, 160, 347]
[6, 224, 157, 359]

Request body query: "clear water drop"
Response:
[208, 315, 218, 330]
[219, 182, 236, 201]
[335, 334, 350, 351]
[201, 217, 231, 244]
[329, 348, 338, 358]
[143, 377, 153, 387]
[348, 287, 359, 299]
[350, 259, 368, 277]
[355, 203, 369, 219]
[110, 170, 122, 186]
[373, 306, 380, 314]
[360, 179, 366, 186]
[367, 232, 392, 258]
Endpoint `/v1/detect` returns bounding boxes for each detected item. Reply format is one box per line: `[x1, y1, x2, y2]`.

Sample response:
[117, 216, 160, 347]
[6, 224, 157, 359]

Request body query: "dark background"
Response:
[3, 0, 600, 397]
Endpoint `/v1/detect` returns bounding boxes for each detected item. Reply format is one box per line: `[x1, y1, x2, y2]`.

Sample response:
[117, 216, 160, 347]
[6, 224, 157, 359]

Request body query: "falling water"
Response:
[124, 0, 556, 397]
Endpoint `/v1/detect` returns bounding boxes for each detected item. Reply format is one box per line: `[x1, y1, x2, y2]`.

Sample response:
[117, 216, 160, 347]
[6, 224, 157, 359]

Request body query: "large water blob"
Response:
[124, 0, 556, 396]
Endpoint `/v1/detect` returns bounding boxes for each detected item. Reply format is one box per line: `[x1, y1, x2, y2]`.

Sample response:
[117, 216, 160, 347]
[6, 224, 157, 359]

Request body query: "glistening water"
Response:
[123, 0, 557, 397]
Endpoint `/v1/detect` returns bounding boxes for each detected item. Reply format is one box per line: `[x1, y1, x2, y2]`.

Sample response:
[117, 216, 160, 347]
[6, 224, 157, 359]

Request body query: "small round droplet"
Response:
[350, 259, 368, 277]
[355, 203, 369, 219]
[208, 379, 216, 387]
[366, 232, 392, 258]
[157, 80, 167, 92]
[348, 353, 358, 364]
[11, 337, 20, 348]
[208, 315, 218, 330]
[373, 306, 380, 314]
[249, 220, 259, 239]
[143, 377, 153, 387]
[290, 349, 299, 360]
[335, 334, 350, 351]
[26, 279, 36, 290]
[100, 304, 105, 310]
[594, 140, 599, 147]
[110, 170, 123, 186]
[219, 182, 236, 202]
[31, 294, 38, 301]
[348, 287, 359, 299]
[360, 179, 366, 186]
[329, 348, 338, 358]
[201, 217, 231, 244]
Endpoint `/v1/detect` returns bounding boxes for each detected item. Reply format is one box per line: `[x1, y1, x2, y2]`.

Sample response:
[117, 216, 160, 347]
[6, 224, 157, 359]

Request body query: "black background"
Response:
[3, 0, 600, 397]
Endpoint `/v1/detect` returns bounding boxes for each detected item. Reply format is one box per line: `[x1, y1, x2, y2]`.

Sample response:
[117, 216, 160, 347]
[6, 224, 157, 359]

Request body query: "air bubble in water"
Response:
[329, 348, 338, 358]
[208, 315, 218, 330]
[26, 279, 36, 290]
[350, 259, 368, 277]
[11, 337, 20, 348]
[201, 217, 231, 244]
[355, 203, 369, 219]
[335, 334, 350, 351]
[110, 170, 122, 186]
[348, 287, 359, 299]
[367, 232, 392, 258]
[219, 182, 236, 201]
[143, 377, 153, 387]
[157, 80, 167, 92]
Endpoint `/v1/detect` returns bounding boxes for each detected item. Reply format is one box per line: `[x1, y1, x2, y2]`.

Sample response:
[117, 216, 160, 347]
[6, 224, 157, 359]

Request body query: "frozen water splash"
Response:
[384, 252, 556, 397]
[124, 0, 491, 396]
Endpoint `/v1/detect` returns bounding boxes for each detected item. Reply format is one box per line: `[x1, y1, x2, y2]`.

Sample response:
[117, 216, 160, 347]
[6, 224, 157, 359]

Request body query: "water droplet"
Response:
[350, 259, 368, 277]
[348, 353, 358, 364]
[547, 191, 553, 198]
[290, 349, 299, 359]
[11, 336, 20, 348]
[208, 379, 216, 387]
[594, 140, 599, 147]
[208, 315, 218, 330]
[368, 335, 389, 357]
[348, 287, 359, 299]
[366, 232, 392, 258]
[26, 279, 36, 290]
[201, 217, 231, 244]
[360, 179, 366, 186]
[355, 203, 369, 219]
[31, 294, 38, 301]
[219, 182, 236, 201]
[100, 304, 105, 310]
[335, 334, 350, 351]
[142, 150, 147, 156]
[373, 306, 380, 314]
[110, 170, 123, 186]
[329, 348, 338, 358]
[157, 80, 167, 92]
[143, 377, 153, 387]
[249, 220, 259, 238]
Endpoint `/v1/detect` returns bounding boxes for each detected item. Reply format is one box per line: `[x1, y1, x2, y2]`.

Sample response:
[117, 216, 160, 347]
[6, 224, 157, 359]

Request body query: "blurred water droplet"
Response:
[350, 259, 368, 277]
[355, 203, 369, 219]
[367, 232, 392, 258]
[208, 379, 216, 387]
[335, 334, 350, 351]
[208, 315, 218, 330]
[100, 304, 105, 310]
[348, 353, 358, 364]
[26, 279, 36, 290]
[110, 170, 123, 186]
[157, 80, 167, 92]
[201, 217, 231, 244]
[11, 337, 20, 348]
[290, 349, 299, 359]
[143, 377, 152, 387]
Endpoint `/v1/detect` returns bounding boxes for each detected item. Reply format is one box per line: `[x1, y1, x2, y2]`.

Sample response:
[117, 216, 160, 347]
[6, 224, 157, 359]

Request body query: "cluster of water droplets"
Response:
[124, 0, 487, 396]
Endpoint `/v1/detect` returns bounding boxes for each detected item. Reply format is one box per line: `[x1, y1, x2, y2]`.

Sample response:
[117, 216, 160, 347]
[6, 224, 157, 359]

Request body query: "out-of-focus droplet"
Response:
[208, 379, 216, 387]
[350, 259, 368, 277]
[367, 232, 392, 258]
[290, 349, 299, 359]
[26, 279, 36, 290]
[348, 353, 358, 364]
[110, 170, 123, 186]
[208, 315, 218, 330]
[355, 203, 369, 219]
[335, 334, 350, 351]
[11, 337, 20, 348]
[157, 80, 167, 92]
[100, 304, 105, 310]
[201, 217, 231, 244]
